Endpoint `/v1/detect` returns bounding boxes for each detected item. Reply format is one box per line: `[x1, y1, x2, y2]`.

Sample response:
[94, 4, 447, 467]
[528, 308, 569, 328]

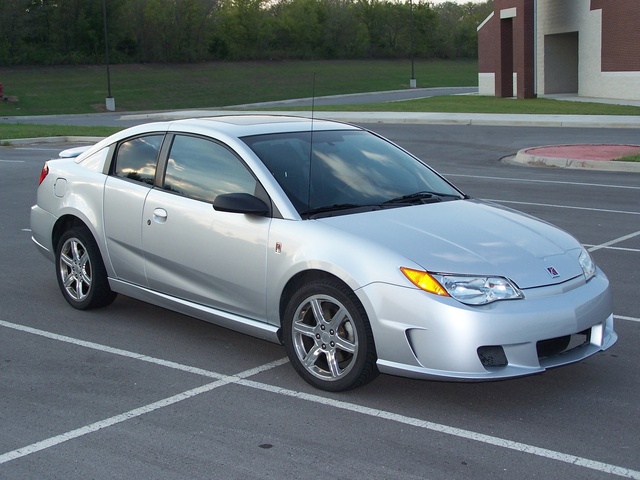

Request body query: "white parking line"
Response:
[584, 245, 640, 253]
[0, 159, 25, 163]
[0, 357, 288, 465]
[0, 319, 227, 380]
[587, 231, 640, 253]
[592, 232, 640, 325]
[486, 199, 640, 216]
[445, 173, 640, 191]
[240, 378, 640, 480]
[1, 319, 639, 478]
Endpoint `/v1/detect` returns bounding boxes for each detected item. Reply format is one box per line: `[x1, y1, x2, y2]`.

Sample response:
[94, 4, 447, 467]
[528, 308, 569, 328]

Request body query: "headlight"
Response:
[435, 275, 524, 305]
[401, 268, 523, 305]
[579, 248, 596, 281]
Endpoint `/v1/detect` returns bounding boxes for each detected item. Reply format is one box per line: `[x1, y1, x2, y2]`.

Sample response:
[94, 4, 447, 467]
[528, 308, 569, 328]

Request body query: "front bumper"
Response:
[358, 270, 616, 381]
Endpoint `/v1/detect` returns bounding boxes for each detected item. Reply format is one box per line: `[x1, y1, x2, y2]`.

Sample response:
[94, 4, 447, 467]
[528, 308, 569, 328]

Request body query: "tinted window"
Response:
[163, 135, 257, 203]
[244, 130, 462, 215]
[113, 135, 163, 185]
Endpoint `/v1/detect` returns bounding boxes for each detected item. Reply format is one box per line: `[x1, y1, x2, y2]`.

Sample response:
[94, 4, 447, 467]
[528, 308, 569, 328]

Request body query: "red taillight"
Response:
[38, 163, 49, 185]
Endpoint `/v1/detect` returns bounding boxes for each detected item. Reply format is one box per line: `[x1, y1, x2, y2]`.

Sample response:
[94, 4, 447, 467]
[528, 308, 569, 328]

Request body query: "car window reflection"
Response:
[114, 135, 163, 185]
[163, 135, 257, 203]
[244, 130, 460, 214]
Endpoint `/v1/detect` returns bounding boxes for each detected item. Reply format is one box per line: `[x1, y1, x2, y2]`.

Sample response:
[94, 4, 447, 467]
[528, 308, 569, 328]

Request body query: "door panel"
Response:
[103, 134, 164, 285]
[141, 134, 271, 321]
[103, 178, 150, 285]
[142, 190, 270, 320]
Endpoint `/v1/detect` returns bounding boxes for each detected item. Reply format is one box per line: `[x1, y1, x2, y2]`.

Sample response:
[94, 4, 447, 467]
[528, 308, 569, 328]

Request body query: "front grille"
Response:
[536, 329, 591, 359]
[478, 346, 508, 368]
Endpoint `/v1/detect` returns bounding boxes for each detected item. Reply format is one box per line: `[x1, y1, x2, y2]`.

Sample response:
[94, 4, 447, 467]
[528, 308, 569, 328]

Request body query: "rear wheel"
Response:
[55, 227, 117, 310]
[283, 279, 378, 391]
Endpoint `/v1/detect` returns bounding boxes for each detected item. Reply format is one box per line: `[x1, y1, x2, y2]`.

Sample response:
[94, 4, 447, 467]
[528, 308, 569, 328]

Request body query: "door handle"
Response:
[152, 208, 168, 224]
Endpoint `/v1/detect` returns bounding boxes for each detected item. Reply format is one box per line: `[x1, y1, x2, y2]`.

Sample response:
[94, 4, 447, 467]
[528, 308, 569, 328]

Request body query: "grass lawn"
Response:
[2, 60, 639, 141]
[299, 95, 640, 115]
[0, 125, 120, 144]
[0, 59, 478, 116]
[616, 153, 640, 162]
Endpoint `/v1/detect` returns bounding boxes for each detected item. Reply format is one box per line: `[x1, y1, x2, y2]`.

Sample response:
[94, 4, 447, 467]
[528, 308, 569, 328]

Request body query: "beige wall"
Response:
[536, 0, 640, 100]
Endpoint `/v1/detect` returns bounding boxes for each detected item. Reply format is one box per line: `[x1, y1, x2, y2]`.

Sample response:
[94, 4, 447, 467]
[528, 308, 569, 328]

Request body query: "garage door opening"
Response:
[544, 32, 579, 94]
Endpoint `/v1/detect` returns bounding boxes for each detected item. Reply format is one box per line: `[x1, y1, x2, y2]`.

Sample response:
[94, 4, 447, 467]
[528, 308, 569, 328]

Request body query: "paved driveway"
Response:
[1, 123, 638, 479]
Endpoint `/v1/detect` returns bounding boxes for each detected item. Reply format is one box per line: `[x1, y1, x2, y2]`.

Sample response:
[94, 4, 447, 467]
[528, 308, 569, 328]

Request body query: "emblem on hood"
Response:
[546, 266, 560, 278]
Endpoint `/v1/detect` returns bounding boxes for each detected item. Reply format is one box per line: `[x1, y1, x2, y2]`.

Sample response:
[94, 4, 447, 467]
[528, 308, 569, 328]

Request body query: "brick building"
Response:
[477, 0, 640, 101]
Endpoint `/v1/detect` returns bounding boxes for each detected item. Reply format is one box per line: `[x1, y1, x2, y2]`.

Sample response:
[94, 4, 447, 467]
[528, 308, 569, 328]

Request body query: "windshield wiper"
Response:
[383, 191, 463, 205]
[301, 192, 465, 218]
[301, 203, 379, 219]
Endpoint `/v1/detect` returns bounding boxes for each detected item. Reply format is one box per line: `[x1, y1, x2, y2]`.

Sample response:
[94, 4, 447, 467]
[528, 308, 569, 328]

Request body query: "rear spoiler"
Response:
[58, 145, 92, 159]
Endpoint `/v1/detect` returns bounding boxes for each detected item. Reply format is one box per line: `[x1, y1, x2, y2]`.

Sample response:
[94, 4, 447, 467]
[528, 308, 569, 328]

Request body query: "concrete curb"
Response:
[121, 110, 640, 129]
[2, 136, 104, 146]
[511, 146, 640, 172]
[3, 117, 639, 173]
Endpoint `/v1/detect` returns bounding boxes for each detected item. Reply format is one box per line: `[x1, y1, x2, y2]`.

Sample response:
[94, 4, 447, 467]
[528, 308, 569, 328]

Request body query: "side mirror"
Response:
[213, 193, 270, 216]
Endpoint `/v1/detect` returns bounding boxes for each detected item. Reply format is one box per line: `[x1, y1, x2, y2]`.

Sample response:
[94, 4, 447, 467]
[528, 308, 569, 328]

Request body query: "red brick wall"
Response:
[481, 0, 535, 98]
[478, 13, 498, 73]
[520, 0, 535, 98]
[591, 0, 640, 72]
[497, 14, 515, 97]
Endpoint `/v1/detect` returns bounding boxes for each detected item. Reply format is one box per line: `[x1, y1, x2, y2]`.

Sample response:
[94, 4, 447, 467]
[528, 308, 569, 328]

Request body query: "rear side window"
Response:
[78, 147, 109, 172]
[163, 135, 257, 203]
[113, 135, 164, 185]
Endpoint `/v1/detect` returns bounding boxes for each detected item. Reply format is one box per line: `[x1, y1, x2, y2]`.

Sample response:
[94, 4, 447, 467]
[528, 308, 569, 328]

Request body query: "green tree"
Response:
[0, 0, 30, 64]
[433, 1, 492, 58]
[271, 0, 324, 58]
[0, 0, 492, 65]
[119, 0, 216, 62]
[217, 0, 273, 59]
[410, 1, 438, 58]
[319, 0, 365, 58]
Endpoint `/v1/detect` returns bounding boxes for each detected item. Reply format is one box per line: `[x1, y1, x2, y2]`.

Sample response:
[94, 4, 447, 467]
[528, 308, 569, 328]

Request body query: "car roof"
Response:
[69, 115, 362, 163]
[168, 115, 361, 137]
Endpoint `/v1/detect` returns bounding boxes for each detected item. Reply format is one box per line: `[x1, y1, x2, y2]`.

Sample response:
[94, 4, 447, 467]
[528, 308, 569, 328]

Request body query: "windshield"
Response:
[243, 130, 464, 217]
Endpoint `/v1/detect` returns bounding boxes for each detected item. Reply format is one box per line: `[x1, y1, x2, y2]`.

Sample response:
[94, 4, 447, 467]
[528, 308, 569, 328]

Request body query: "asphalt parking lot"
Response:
[1, 123, 639, 479]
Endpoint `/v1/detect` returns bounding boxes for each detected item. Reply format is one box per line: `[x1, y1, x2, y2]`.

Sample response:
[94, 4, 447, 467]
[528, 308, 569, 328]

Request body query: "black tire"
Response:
[283, 279, 379, 391]
[55, 227, 117, 310]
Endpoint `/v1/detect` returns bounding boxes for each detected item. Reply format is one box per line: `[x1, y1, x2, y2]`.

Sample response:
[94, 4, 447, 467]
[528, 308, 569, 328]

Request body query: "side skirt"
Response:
[109, 278, 282, 344]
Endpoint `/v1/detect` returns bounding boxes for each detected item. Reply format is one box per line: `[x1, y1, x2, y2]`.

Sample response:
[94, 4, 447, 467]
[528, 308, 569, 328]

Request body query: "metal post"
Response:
[410, 0, 416, 88]
[103, 0, 115, 111]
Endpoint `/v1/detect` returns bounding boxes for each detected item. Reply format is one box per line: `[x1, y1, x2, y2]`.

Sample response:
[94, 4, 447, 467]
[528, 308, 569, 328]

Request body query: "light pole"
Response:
[103, 0, 115, 111]
[410, 0, 416, 88]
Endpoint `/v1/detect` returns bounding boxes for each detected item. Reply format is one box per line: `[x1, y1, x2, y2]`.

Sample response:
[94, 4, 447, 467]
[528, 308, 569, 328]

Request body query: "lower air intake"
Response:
[477, 346, 508, 368]
[537, 329, 591, 359]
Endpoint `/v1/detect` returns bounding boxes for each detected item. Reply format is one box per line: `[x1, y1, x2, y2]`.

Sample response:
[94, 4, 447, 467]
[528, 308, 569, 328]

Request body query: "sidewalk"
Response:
[123, 109, 640, 129]
[4, 88, 640, 172]
[122, 106, 640, 172]
[123, 88, 640, 129]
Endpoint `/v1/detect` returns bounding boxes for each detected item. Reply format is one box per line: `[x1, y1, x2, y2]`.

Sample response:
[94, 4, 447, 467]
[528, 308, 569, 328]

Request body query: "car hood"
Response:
[319, 199, 584, 289]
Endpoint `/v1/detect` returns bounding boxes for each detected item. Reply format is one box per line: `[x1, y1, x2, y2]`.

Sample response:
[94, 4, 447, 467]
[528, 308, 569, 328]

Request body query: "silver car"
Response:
[30, 115, 617, 391]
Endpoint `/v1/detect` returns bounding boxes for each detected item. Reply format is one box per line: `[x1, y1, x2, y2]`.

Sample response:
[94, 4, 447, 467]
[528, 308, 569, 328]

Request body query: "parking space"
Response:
[1, 125, 639, 479]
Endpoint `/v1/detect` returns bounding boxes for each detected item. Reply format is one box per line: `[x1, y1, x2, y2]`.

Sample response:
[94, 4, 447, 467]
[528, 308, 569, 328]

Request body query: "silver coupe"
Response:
[30, 115, 617, 391]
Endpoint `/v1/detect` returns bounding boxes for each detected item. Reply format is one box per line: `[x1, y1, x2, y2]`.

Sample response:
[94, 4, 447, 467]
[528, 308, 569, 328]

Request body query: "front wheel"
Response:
[283, 279, 378, 391]
[55, 227, 117, 310]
